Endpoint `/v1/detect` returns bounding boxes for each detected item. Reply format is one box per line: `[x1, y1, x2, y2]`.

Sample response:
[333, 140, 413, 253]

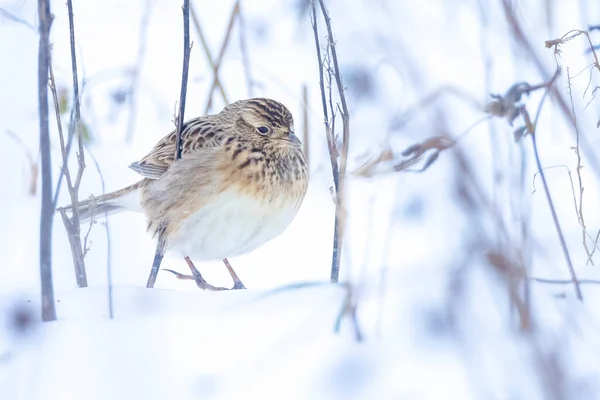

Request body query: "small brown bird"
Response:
[62, 98, 308, 290]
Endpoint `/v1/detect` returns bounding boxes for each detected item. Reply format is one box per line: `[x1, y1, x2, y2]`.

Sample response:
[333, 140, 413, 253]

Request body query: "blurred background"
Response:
[1, 0, 600, 398]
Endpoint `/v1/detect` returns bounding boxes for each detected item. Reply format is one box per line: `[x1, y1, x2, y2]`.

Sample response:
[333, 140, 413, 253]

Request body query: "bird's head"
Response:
[224, 98, 302, 148]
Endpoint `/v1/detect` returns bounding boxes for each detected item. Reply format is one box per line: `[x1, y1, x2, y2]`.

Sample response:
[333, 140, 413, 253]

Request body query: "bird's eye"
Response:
[257, 126, 269, 135]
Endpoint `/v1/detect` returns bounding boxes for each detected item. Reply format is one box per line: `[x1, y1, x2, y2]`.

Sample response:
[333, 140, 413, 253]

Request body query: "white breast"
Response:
[166, 188, 300, 261]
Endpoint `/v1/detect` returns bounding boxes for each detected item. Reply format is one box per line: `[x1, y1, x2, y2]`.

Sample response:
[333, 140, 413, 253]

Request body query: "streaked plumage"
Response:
[61, 98, 308, 289]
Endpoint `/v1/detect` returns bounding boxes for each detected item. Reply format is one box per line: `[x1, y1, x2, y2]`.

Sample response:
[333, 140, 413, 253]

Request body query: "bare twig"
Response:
[203, 1, 239, 114]
[55, 0, 88, 288]
[50, 57, 91, 282]
[319, 0, 349, 185]
[590, 230, 600, 261]
[50, 57, 98, 265]
[82, 210, 95, 257]
[302, 85, 309, 168]
[190, 2, 228, 104]
[174, 0, 191, 161]
[0, 8, 36, 31]
[545, 29, 600, 75]
[67, 0, 85, 195]
[37, 0, 56, 322]
[530, 277, 600, 285]
[482, 68, 584, 300]
[521, 101, 583, 300]
[311, 0, 350, 283]
[310, 3, 336, 179]
[565, 68, 594, 265]
[501, 1, 600, 178]
[147, 0, 191, 288]
[531, 165, 600, 256]
[85, 148, 113, 318]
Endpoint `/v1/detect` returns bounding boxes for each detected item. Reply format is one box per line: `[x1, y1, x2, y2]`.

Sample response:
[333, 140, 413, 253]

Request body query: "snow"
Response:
[1, 0, 600, 398]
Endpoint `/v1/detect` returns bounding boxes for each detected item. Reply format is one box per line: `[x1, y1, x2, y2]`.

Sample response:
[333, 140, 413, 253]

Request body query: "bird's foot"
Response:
[222, 258, 247, 290]
[162, 269, 228, 291]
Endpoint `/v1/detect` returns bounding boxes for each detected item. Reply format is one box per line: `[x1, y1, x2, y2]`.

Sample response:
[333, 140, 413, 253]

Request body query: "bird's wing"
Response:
[129, 115, 227, 179]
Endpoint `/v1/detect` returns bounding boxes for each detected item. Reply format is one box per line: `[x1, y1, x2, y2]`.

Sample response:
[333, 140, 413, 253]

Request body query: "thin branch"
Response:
[174, 0, 191, 161]
[57, 0, 88, 288]
[310, 1, 339, 283]
[545, 29, 600, 75]
[86, 148, 113, 319]
[80, 76, 114, 317]
[301, 85, 310, 169]
[521, 101, 583, 300]
[501, 1, 600, 179]
[0, 8, 36, 31]
[67, 0, 85, 193]
[530, 277, 600, 285]
[49, 61, 69, 207]
[318, 0, 349, 173]
[190, 2, 228, 104]
[531, 165, 600, 256]
[82, 210, 95, 257]
[203, 0, 239, 114]
[565, 67, 594, 265]
[49, 54, 88, 287]
[590, 230, 600, 260]
[310, 2, 336, 184]
[147, 0, 191, 288]
[318, 0, 350, 283]
[37, 0, 56, 322]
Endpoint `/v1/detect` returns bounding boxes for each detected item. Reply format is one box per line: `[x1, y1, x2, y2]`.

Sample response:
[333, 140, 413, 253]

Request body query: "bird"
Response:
[60, 98, 309, 290]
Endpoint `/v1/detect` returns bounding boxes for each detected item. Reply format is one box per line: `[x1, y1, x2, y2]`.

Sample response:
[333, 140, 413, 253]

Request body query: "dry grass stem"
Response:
[37, 0, 57, 321]
[190, 2, 228, 104]
[310, 0, 351, 283]
[302, 85, 310, 169]
[55, 0, 88, 288]
[147, 0, 192, 288]
[203, 1, 239, 114]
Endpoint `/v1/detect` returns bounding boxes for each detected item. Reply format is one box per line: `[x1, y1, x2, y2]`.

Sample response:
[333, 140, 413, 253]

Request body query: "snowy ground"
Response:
[2, 0, 600, 398]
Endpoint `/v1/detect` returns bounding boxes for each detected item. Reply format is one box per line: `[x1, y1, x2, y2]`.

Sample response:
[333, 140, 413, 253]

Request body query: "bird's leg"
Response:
[160, 260, 230, 290]
[162, 258, 246, 290]
[182, 257, 228, 291]
[222, 258, 246, 289]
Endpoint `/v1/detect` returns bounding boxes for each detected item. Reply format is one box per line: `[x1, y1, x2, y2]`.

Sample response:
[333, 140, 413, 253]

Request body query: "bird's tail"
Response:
[58, 180, 144, 223]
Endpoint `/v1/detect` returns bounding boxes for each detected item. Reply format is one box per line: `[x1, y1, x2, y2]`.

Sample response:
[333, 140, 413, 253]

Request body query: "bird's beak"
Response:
[285, 133, 302, 147]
